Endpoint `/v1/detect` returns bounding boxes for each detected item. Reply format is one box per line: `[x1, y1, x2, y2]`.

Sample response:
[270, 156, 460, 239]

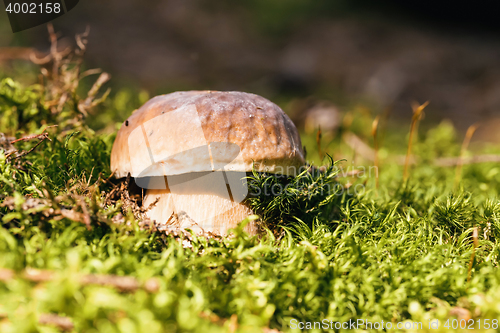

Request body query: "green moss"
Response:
[2, 75, 500, 333]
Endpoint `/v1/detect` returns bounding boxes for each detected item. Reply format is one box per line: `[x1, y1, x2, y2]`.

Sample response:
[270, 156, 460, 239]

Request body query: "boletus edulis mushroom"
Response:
[110, 91, 305, 236]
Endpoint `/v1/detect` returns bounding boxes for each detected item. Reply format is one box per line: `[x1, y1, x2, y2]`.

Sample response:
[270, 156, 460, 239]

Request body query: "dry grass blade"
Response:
[228, 314, 238, 333]
[371, 115, 381, 189]
[23, 268, 54, 282]
[316, 127, 323, 161]
[343, 132, 375, 161]
[403, 101, 429, 182]
[26, 23, 110, 127]
[5, 132, 51, 161]
[0, 268, 15, 281]
[80, 274, 140, 292]
[454, 123, 480, 189]
[78, 197, 92, 230]
[436, 154, 500, 166]
[0, 268, 160, 294]
[38, 313, 74, 332]
[0, 47, 35, 63]
[467, 227, 479, 284]
[78, 72, 111, 116]
[449, 307, 471, 321]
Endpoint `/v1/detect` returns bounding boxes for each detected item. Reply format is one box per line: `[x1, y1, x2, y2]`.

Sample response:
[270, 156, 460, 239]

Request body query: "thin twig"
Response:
[467, 227, 479, 284]
[78, 72, 111, 116]
[79, 197, 92, 230]
[75, 25, 90, 55]
[0, 268, 14, 281]
[142, 197, 160, 213]
[6, 132, 50, 160]
[436, 154, 500, 166]
[343, 132, 375, 161]
[39, 313, 74, 332]
[454, 123, 480, 189]
[371, 115, 381, 189]
[0, 268, 160, 293]
[316, 127, 323, 161]
[403, 101, 429, 182]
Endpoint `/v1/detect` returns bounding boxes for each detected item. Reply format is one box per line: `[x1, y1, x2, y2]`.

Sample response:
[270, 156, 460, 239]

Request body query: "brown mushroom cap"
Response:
[110, 91, 305, 178]
[110, 91, 305, 235]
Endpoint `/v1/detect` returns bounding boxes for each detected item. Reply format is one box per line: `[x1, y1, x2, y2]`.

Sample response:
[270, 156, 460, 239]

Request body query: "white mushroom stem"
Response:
[143, 189, 257, 235]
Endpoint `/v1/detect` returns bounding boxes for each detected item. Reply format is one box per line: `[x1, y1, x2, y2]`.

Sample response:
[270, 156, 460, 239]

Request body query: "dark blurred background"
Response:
[2, 0, 500, 139]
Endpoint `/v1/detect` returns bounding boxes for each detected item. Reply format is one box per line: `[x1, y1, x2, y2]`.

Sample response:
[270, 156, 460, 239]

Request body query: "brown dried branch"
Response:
[30, 51, 53, 65]
[6, 132, 51, 161]
[75, 25, 90, 55]
[340, 169, 364, 178]
[316, 127, 323, 161]
[142, 197, 160, 214]
[372, 115, 381, 189]
[467, 227, 479, 284]
[77, 72, 111, 116]
[120, 173, 135, 214]
[23, 268, 54, 282]
[0, 268, 14, 281]
[26, 24, 110, 126]
[143, 278, 160, 293]
[449, 307, 472, 321]
[116, 173, 152, 220]
[38, 313, 74, 332]
[455, 123, 480, 188]
[404, 101, 429, 182]
[46, 23, 71, 81]
[78, 197, 92, 230]
[10, 132, 49, 144]
[0, 197, 50, 212]
[80, 274, 140, 292]
[0, 47, 35, 63]
[2, 189, 102, 230]
[0, 268, 160, 293]
[343, 132, 375, 161]
[80, 68, 102, 78]
[435, 154, 500, 166]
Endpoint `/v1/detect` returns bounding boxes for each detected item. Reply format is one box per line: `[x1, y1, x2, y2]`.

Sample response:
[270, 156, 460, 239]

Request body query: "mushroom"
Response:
[110, 91, 305, 235]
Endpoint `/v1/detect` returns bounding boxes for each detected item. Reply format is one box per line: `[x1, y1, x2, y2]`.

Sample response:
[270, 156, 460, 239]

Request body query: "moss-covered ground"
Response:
[2, 33, 500, 333]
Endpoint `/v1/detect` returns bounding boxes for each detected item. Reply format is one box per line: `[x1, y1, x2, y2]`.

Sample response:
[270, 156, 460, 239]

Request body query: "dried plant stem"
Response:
[316, 127, 323, 161]
[0, 268, 160, 293]
[38, 313, 74, 332]
[343, 132, 375, 161]
[436, 154, 500, 166]
[403, 101, 429, 182]
[371, 115, 381, 189]
[454, 123, 480, 189]
[6, 132, 51, 161]
[29, 24, 109, 123]
[467, 227, 479, 284]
